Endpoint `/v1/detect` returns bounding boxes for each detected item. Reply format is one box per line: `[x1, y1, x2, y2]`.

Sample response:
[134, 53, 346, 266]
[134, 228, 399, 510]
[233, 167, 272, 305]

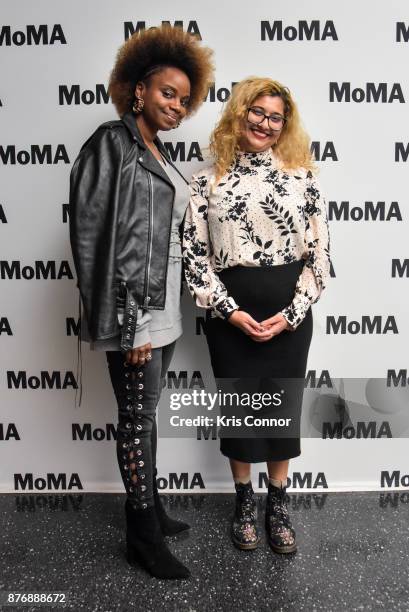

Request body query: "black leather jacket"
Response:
[69, 112, 187, 351]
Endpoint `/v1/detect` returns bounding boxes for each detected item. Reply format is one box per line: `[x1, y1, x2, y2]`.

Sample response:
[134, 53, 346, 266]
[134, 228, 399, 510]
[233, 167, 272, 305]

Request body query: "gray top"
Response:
[81, 156, 189, 351]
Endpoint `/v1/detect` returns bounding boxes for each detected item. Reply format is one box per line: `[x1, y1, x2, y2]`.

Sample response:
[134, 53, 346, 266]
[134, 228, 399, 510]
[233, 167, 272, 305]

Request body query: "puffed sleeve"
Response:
[182, 171, 239, 319]
[280, 171, 331, 329]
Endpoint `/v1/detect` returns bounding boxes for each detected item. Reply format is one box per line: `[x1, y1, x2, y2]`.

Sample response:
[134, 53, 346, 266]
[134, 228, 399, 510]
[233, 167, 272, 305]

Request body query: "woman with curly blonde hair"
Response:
[70, 25, 213, 579]
[183, 77, 330, 554]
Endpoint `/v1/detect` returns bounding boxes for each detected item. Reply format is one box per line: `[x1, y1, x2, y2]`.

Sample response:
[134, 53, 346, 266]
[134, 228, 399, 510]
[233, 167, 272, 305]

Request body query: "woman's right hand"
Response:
[126, 342, 152, 366]
[228, 310, 271, 341]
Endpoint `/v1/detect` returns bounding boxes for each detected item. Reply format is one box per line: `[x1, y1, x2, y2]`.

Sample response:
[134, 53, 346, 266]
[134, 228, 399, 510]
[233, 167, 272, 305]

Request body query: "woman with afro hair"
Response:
[69, 25, 214, 580]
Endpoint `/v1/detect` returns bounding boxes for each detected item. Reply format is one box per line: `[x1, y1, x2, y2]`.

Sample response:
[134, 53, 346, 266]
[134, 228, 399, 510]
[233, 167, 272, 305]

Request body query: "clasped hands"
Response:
[228, 310, 292, 341]
[126, 310, 292, 365]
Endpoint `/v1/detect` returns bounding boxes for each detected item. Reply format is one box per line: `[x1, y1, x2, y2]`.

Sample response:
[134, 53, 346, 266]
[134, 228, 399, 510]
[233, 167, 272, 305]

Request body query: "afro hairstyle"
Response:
[109, 25, 214, 117]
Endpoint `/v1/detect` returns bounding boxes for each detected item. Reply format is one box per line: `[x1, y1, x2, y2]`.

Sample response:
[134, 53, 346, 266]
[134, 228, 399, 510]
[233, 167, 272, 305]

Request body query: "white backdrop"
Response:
[1, 0, 409, 494]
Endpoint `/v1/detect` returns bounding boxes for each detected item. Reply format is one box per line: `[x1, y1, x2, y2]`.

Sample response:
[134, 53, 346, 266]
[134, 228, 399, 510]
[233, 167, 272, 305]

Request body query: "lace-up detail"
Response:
[231, 482, 260, 550]
[265, 483, 297, 553]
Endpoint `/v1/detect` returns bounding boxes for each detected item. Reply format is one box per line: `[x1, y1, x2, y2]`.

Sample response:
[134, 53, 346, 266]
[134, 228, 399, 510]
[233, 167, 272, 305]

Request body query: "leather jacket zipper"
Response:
[143, 173, 154, 308]
[161, 185, 175, 302]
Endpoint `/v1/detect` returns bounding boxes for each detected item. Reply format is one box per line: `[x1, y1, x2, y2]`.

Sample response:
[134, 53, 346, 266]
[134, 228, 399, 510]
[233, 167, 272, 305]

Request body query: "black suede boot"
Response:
[265, 483, 297, 554]
[153, 470, 190, 536]
[125, 500, 190, 579]
[231, 482, 260, 550]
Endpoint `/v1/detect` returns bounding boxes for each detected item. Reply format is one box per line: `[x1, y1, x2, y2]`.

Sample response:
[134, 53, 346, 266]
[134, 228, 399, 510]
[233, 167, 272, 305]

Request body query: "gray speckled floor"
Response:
[0, 492, 408, 612]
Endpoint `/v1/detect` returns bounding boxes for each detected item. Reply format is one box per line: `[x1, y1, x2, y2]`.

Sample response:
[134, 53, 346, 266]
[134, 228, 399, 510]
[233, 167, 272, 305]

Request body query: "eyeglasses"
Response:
[247, 107, 286, 132]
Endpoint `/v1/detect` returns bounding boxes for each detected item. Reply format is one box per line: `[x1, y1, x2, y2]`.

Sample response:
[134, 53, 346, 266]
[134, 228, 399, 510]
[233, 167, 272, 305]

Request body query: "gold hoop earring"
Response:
[132, 96, 144, 114]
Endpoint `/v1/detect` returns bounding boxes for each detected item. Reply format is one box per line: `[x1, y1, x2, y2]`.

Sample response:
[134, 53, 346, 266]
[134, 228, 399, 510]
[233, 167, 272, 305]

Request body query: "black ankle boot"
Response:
[231, 482, 260, 550]
[125, 500, 190, 579]
[265, 483, 297, 554]
[153, 470, 190, 536]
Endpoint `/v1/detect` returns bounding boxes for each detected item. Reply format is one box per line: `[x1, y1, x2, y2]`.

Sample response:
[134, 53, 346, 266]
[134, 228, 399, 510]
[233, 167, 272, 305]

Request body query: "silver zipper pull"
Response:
[143, 296, 151, 308]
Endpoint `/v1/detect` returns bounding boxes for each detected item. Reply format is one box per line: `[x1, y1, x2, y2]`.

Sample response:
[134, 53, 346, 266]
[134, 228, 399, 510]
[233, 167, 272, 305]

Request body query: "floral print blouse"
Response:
[182, 147, 330, 329]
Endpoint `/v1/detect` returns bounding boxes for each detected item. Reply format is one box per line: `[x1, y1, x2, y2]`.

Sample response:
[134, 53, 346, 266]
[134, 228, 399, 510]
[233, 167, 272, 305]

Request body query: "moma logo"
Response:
[261, 20, 338, 41]
[59, 84, 109, 106]
[62, 203, 70, 223]
[322, 421, 392, 439]
[0, 204, 7, 223]
[310, 141, 338, 162]
[164, 371, 204, 389]
[163, 141, 203, 162]
[205, 82, 237, 103]
[196, 424, 217, 440]
[326, 316, 398, 335]
[14, 473, 83, 491]
[16, 495, 83, 512]
[379, 492, 409, 508]
[0, 145, 69, 165]
[305, 370, 333, 388]
[0, 423, 20, 441]
[66, 317, 80, 336]
[259, 472, 328, 489]
[328, 201, 402, 222]
[0, 317, 12, 335]
[0, 24, 66, 46]
[329, 82, 405, 103]
[0, 260, 73, 280]
[156, 472, 205, 490]
[395, 143, 409, 162]
[6, 371, 78, 390]
[396, 22, 409, 42]
[392, 259, 409, 278]
[387, 370, 409, 387]
[72, 423, 116, 441]
[381, 471, 409, 488]
[124, 20, 201, 40]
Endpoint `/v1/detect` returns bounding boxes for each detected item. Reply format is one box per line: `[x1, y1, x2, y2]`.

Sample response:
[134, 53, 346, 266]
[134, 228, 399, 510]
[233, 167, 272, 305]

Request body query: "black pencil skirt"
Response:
[205, 260, 313, 463]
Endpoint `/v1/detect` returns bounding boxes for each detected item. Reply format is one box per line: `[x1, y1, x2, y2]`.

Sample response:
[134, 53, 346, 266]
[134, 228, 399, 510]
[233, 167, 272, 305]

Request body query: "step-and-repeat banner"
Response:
[1, 1, 409, 495]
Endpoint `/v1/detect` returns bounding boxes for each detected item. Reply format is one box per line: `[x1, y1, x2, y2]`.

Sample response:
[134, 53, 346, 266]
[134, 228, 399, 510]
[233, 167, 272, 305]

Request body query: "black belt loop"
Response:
[120, 283, 138, 352]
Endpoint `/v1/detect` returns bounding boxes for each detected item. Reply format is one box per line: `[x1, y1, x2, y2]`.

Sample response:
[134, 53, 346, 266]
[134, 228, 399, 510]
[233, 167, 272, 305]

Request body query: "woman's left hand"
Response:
[250, 313, 292, 342]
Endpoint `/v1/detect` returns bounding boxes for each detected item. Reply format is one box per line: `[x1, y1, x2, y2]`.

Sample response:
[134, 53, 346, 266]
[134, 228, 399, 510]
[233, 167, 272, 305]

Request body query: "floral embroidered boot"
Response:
[265, 482, 297, 554]
[231, 481, 260, 550]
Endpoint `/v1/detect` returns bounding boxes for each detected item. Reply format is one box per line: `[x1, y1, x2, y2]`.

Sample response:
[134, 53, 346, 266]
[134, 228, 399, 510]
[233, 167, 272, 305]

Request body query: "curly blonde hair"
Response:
[210, 77, 315, 180]
[109, 25, 214, 117]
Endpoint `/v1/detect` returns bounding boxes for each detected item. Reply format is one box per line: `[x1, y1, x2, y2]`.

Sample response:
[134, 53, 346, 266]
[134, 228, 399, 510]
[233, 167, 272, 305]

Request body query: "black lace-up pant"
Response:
[106, 342, 175, 510]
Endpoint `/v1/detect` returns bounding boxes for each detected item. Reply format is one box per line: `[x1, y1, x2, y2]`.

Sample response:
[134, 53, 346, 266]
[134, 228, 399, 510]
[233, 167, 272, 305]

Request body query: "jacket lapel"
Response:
[121, 112, 174, 188]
